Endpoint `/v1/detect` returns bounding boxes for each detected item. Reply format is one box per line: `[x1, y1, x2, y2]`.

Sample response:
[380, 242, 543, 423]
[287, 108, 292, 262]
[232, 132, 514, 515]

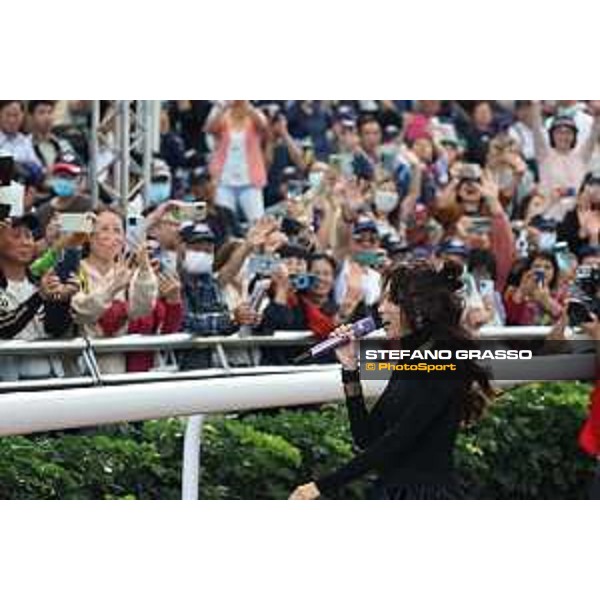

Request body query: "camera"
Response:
[289, 273, 318, 292]
[0, 156, 25, 219]
[567, 265, 600, 326]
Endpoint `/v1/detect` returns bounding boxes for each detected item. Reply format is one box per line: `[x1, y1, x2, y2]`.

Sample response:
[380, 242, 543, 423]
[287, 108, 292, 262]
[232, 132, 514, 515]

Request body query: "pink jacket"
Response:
[209, 121, 267, 188]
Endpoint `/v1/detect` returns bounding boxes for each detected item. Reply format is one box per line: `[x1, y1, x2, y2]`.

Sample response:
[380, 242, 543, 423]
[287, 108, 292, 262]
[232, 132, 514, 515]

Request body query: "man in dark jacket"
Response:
[0, 214, 76, 380]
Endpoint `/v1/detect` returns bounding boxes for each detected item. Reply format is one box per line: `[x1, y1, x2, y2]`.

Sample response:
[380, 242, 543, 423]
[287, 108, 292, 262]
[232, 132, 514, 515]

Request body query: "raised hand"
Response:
[330, 323, 359, 370]
[158, 272, 182, 304]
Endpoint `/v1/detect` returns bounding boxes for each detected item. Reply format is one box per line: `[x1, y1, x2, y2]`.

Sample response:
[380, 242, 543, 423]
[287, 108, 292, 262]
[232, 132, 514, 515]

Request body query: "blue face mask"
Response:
[149, 181, 171, 205]
[52, 177, 76, 198]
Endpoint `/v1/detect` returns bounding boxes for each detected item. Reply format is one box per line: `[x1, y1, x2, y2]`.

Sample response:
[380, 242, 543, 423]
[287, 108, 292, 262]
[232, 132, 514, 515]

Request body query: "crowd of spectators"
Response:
[2, 99, 600, 381]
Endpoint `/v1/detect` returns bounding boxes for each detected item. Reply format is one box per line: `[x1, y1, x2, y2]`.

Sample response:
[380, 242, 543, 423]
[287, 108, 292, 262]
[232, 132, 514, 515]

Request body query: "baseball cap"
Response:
[52, 162, 82, 177]
[352, 219, 379, 238]
[179, 222, 215, 244]
[437, 239, 470, 258]
[152, 158, 171, 181]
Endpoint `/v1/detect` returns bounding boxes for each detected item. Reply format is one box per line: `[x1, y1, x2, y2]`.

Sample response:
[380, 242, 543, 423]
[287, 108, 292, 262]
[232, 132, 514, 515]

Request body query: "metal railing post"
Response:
[182, 415, 204, 500]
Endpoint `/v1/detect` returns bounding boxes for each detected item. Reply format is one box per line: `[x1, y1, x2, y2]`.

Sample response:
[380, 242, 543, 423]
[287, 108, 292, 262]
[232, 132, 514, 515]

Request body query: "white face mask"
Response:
[184, 251, 214, 275]
[374, 190, 399, 214]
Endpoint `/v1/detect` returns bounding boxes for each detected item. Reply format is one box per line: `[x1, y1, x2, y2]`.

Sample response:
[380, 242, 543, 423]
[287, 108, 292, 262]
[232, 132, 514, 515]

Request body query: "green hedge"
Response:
[0, 382, 596, 499]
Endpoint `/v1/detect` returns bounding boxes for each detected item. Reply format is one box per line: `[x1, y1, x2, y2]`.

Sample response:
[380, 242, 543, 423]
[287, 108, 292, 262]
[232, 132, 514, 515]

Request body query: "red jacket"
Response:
[120, 300, 183, 372]
[580, 380, 600, 457]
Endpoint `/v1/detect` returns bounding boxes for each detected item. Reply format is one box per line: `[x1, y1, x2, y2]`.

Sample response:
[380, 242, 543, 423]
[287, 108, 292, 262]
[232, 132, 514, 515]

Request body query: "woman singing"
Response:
[290, 260, 494, 500]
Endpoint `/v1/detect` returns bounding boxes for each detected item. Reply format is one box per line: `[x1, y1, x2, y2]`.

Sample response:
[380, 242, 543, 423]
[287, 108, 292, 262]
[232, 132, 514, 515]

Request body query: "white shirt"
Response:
[0, 278, 63, 380]
[334, 259, 381, 308]
[220, 130, 251, 186]
[0, 131, 41, 165]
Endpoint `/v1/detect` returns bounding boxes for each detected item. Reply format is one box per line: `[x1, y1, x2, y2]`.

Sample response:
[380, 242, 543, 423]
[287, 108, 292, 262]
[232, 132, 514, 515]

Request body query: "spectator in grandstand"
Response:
[508, 100, 537, 175]
[264, 104, 307, 207]
[484, 133, 533, 216]
[184, 166, 240, 247]
[167, 100, 213, 158]
[437, 164, 515, 290]
[0, 101, 41, 167]
[71, 208, 158, 374]
[126, 262, 184, 373]
[557, 170, 600, 255]
[334, 219, 383, 322]
[531, 100, 600, 220]
[34, 161, 94, 232]
[205, 100, 269, 226]
[28, 101, 76, 172]
[504, 250, 565, 326]
[459, 101, 498, 166]
[0, 215, 77, 381]
[286, 101, 332, 161]
[177, 222, 237, 370]
[158, 108, 188, 171]
[146, 158, 173, 208]
[258, 244, 338, 364]
[145, 202, 181, 276]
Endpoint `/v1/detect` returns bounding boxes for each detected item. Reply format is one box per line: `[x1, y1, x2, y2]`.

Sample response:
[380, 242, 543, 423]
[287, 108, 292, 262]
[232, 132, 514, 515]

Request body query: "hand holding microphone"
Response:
[332, 323, 359, 370]
[293, 316, 375, 366]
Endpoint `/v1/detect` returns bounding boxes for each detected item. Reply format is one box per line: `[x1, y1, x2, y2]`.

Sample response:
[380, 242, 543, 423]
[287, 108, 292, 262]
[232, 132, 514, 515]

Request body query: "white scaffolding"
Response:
[88, 100, 161, 212]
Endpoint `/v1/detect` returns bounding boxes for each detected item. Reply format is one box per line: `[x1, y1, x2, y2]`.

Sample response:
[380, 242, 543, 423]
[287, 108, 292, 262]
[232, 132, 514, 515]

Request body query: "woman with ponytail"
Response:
[290, 260, 494, 500]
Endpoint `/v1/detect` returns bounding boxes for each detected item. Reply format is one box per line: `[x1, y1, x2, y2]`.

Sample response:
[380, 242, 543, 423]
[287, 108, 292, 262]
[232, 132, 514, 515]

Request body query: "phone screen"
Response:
[0, 156, 14, 186]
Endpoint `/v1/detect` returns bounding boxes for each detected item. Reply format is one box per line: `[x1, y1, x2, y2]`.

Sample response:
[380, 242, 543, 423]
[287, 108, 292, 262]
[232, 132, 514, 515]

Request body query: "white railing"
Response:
[0, 327, 595, 499]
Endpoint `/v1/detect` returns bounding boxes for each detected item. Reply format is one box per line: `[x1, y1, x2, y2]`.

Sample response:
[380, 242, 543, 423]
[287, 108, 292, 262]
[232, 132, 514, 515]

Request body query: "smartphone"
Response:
[0, 156, 14, 186]
[55, 248, 82, 282]
[248, 278, 271, 311]
[467, 217, 492, 235]
[533, 268, 545, 287]
[0, 181, 25, 218]
[172, 201, 207, 222]
[126, 214, 147, 251]
[59, 212, 94, 234]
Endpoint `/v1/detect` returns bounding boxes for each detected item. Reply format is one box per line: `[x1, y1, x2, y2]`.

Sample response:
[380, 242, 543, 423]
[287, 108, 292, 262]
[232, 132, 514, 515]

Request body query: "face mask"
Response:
[289, 273, 318, 292]
[353, 250, 384, 268]
[538, 231, 556, 252]
[308, 172, 323, 190]
[374, 190, 399, 214]
[52, 177, 76, 198]
[149, 181, 171, 205]
[184, 251, 213, 275]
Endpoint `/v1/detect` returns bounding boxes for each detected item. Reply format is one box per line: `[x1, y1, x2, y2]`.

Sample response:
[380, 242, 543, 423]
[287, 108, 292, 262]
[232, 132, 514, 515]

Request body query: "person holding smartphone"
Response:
[504, 251, 565, 326]
[70, 208, 158, 374]
[205, 101, 269, 227]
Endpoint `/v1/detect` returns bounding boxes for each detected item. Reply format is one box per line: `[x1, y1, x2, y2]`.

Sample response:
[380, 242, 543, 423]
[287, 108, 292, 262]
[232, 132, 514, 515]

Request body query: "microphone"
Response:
[293, 316, 377, 364]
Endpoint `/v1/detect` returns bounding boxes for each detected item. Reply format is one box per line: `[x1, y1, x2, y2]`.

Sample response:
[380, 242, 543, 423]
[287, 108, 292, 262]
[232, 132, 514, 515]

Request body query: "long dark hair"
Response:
[384, 260, 495, 424]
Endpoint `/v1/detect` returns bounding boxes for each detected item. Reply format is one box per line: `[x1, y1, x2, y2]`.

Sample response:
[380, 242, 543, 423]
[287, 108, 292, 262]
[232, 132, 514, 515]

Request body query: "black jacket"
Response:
[0, 271, 73, 339]
[316, 369, 464, 497]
